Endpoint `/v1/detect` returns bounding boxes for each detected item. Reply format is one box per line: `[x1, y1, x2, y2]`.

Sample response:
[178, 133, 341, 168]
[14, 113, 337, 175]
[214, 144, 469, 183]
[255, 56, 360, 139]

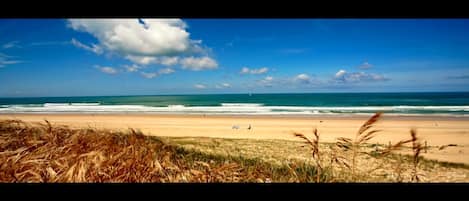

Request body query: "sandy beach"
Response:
[1, 113, 468, 164]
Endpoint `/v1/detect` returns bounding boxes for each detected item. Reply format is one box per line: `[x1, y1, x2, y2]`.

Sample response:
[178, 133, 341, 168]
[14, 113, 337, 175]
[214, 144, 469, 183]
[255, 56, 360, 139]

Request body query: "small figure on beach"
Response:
[247, 124, 252, 130]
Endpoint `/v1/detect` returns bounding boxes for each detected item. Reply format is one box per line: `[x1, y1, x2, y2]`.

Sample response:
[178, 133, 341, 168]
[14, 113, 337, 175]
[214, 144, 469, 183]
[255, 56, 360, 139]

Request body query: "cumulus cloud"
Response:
[71, 38, 103, 54]
[158, 68, 175, 75]
[68, 19, 190, 56]
[358, 61, 373, 69]
[240, 67, 250, 74]
[296, 74, 310, 80]
[95, 65, 118, 75]
[290, 73, 325, 87]
[125, 64, 173, 77]
[2, 41, 21, 49]
[215, 83, 231, 89]
[140, 72, 158, 79]
[240, 67, 269, 74]
[180, 56, 218, 71]
[264, 76, 273, 81]
[67, 19, 217, 71]
[159, 56, 179, 66]
[126, 55, 180, 66]
[258, 76, 274, 87]
[333, 69, 388, 83]
[294, 73, 313, 84]
[194, 84, 207, 89]
[123, 64, 141, 72]
[335, 70, 347, 78]
[125, 55, 157, 65]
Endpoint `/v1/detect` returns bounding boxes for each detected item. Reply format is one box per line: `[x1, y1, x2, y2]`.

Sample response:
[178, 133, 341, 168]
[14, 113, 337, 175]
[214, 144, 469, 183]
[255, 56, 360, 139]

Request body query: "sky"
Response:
[1, 19, 469, 97]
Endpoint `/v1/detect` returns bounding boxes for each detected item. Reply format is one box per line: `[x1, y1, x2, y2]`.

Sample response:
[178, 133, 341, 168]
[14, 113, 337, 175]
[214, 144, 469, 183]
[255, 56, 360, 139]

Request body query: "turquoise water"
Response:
[1, 92, 469, 116]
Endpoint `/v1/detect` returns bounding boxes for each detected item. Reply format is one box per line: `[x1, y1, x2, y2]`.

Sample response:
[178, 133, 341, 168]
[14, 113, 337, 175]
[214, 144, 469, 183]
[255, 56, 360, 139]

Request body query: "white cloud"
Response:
[181, 56, 218, 71]
[158, 68, 175, 74]
[294, 73, 315, 84]
[159, 56, 179, 66]
[125, 55, 179, 66]
[125, 64, 173, 77]
[358, 61, 373, 69]
[368, 73, 387, 81]
[125, 55, 158, 65]
[2, 41, 20, 49]
[258, 76, 274, 87]
[253, 67, 268, 74]
[194, 84, 207, 89]
[240, 67, 269, 74]
[0, 60, 22, 68]
[296, 73, 309, 80]
[123, 64, 141, 72]
[0, 53, 22, 68]
[240, 67, 250, 74]
[264, 76, 273, 81]
[71, 38, 103, 55]
[141, 72, 158, 79]
[95, 65, 118, 74]
[215, 83, 231, 89]
[335, 69, 347, 78]
[68, 19, 190, 56]
[68, 19, 217, 71]
[333, 69, 388, 83]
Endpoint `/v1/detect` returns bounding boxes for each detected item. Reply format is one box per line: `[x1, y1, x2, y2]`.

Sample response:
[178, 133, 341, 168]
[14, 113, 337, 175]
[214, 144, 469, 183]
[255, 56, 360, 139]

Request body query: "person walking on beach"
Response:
[247, 124, 251, 130]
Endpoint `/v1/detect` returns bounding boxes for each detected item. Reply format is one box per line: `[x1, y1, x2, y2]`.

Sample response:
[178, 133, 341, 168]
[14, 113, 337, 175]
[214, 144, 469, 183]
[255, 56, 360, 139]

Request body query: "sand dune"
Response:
[1, 113, 468, 164]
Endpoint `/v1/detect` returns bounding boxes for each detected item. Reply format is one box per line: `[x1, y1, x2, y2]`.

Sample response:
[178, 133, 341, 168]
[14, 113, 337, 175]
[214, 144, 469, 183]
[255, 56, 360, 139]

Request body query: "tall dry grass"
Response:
[0, 119, 272, 182]
[294, 128, 322, 182]
[293, 112, 426, 182]
[1, 113, 430, 183]
[410, 128, 423, 181]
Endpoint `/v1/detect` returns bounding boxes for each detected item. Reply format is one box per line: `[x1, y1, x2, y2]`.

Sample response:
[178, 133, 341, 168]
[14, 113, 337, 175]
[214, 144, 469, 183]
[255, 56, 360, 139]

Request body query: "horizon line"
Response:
[1, 91, 469, 99]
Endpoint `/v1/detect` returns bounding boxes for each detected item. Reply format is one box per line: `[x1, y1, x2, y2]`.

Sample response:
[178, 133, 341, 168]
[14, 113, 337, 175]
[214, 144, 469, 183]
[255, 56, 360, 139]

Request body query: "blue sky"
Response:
[1, 19, 469, 97]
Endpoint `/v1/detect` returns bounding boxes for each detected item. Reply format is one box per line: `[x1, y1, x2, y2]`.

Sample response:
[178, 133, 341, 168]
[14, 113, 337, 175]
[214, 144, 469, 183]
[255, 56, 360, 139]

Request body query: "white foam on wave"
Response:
[221, 103, 264, 107]
[0, 103, 468, 116]
[392, 105, 469, 110]
[70, 103, 101, 106]
[44, 103, 71, 107]
[44, 103, 101, 107]
[167, 105, 185, 108]
[1, 104, 44, 108]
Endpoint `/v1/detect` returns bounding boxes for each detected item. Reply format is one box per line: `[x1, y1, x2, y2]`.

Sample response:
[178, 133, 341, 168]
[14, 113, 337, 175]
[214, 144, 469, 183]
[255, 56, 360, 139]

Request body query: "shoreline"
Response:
[2, 112, 469, 121]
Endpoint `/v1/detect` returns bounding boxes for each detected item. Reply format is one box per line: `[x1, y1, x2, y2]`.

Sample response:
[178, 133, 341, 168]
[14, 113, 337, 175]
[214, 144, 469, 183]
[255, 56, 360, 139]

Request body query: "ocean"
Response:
[1, 92, 469, 116]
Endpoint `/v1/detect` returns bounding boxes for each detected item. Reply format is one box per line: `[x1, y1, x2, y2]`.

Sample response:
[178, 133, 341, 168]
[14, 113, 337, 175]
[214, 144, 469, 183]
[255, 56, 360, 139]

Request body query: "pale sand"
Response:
[1, 113, 469, 164]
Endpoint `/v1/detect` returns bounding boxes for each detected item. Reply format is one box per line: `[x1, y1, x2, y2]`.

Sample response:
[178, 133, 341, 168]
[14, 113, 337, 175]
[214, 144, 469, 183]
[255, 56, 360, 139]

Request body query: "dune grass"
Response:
[292, 112, 429, 182]
[0, 119, 324, 182]
[0, 114, 468, 183]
